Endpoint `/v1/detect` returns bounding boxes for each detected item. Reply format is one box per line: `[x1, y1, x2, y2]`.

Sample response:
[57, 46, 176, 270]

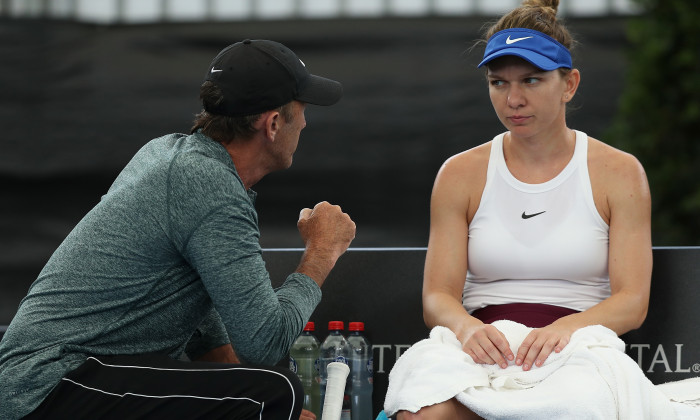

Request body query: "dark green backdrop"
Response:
[1, 16, 631, 324]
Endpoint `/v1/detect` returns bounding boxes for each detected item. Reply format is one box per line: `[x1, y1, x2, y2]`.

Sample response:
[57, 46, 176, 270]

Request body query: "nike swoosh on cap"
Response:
[505, 35, 533, 45]
[210, 67, 223, 73]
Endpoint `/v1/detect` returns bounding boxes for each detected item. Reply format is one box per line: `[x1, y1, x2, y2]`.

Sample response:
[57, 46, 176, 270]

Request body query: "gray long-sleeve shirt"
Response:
[0, 132, 321, 419]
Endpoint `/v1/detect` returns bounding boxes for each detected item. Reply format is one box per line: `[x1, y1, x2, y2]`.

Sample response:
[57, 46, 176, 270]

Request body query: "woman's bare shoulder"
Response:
[587, 136, 646, 178]
[431, 141, 492, 218]
[587, 136, 650, 216]
[439, 141, 492, 180]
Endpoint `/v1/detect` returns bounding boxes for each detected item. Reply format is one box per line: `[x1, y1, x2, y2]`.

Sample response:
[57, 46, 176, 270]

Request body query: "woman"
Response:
[387, 0, 653, 418]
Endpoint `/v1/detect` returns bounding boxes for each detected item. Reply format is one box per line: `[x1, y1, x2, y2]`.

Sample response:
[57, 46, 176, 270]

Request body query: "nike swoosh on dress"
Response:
[521, 211, 546, 219]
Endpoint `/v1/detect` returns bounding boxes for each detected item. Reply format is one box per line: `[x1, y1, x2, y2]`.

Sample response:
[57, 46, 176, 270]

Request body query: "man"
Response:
[0, 39, 355, 419]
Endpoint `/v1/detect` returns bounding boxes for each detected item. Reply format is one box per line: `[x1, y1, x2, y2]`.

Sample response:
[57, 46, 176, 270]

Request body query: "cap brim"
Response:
[296, 74, 343, 106]
[478, 48, 560, 71]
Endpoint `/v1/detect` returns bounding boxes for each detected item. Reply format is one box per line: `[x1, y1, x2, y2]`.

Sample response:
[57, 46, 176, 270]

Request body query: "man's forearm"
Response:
[295, 248, 336, 288]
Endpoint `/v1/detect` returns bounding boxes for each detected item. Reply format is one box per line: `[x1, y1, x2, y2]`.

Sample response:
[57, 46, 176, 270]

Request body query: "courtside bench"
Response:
[264, 246, 700, 418]
[1, 247, 698, 418]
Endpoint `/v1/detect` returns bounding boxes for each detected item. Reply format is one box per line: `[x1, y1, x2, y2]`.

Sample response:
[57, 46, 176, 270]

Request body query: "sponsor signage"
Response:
[266, 247, 700, 415]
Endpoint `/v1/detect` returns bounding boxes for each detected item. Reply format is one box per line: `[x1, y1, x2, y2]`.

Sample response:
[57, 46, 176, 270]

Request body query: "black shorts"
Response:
[23, 353, 303, 419]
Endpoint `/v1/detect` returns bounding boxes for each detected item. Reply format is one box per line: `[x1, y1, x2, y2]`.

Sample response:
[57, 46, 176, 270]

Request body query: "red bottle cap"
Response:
[303, 322, 315, 331]
[328, 321, 344, 330]
[348, 322, 365, 331]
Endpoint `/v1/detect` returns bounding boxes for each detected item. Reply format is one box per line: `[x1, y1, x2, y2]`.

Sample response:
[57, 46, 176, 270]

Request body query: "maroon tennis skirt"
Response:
[471, 303, 579, 328]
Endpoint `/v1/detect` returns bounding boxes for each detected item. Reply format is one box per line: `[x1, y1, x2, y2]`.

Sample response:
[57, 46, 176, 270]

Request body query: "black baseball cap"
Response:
[203, 39, 343, 117]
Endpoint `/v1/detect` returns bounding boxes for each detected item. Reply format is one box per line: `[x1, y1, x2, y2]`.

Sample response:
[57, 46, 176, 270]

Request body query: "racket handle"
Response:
[321, 362, 350, 420]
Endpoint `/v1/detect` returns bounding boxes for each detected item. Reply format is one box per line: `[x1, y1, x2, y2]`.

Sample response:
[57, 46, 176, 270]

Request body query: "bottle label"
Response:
[341, 394, 351, 419]
[367, 357, 374, 375]
[289, 358, 298, 374]
[334, 355, 348, 365]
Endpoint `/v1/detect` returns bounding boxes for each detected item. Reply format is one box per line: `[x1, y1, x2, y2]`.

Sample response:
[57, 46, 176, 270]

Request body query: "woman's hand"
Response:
[460, 323, 514, 369]
[515, 322, 576, 370]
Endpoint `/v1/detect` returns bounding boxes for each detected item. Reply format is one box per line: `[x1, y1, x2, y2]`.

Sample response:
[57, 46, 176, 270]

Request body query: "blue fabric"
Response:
[375, 410, 390, 420]
[478, 28, 572, 70]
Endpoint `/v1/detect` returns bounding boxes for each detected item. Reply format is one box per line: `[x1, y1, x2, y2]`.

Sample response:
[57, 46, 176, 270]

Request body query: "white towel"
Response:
[385, 321, 699, 419]
[657, 377, 700, 419]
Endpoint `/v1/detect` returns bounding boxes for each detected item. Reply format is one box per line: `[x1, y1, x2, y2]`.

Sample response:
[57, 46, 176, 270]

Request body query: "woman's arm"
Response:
[423, 147, 514, 368]
[516, 143, 652, 370]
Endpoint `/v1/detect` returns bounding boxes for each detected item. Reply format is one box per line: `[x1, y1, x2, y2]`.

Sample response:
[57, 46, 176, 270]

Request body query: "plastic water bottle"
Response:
[347, 322, 373, 420]
[289, 322, 321, 418]
[320, 321, 352, 420]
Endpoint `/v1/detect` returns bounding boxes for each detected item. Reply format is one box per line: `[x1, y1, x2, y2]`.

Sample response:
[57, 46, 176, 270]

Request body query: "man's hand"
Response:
[299, 408, 316, 420]
[296, 201, 356, 286]
[195, 344, 240, 364]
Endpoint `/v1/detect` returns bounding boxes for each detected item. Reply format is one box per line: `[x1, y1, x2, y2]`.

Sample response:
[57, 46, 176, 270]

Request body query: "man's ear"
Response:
[260, 110, 281, 141]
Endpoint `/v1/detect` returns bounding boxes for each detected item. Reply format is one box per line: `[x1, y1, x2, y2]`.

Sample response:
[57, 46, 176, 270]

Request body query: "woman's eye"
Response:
[490, 80, 504, 86]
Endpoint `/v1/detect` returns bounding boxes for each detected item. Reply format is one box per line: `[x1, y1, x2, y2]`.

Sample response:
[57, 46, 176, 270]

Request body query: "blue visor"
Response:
[478, 28, 572, 71]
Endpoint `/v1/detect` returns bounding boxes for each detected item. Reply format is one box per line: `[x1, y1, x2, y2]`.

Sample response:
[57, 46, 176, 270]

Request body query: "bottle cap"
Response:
[303, 321, 315, 331]
[348, 322, 365, 331]
[328, 321, 344, 330]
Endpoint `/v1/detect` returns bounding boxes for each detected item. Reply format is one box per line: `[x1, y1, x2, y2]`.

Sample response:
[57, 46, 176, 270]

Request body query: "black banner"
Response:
[264, 247, 700, 417]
